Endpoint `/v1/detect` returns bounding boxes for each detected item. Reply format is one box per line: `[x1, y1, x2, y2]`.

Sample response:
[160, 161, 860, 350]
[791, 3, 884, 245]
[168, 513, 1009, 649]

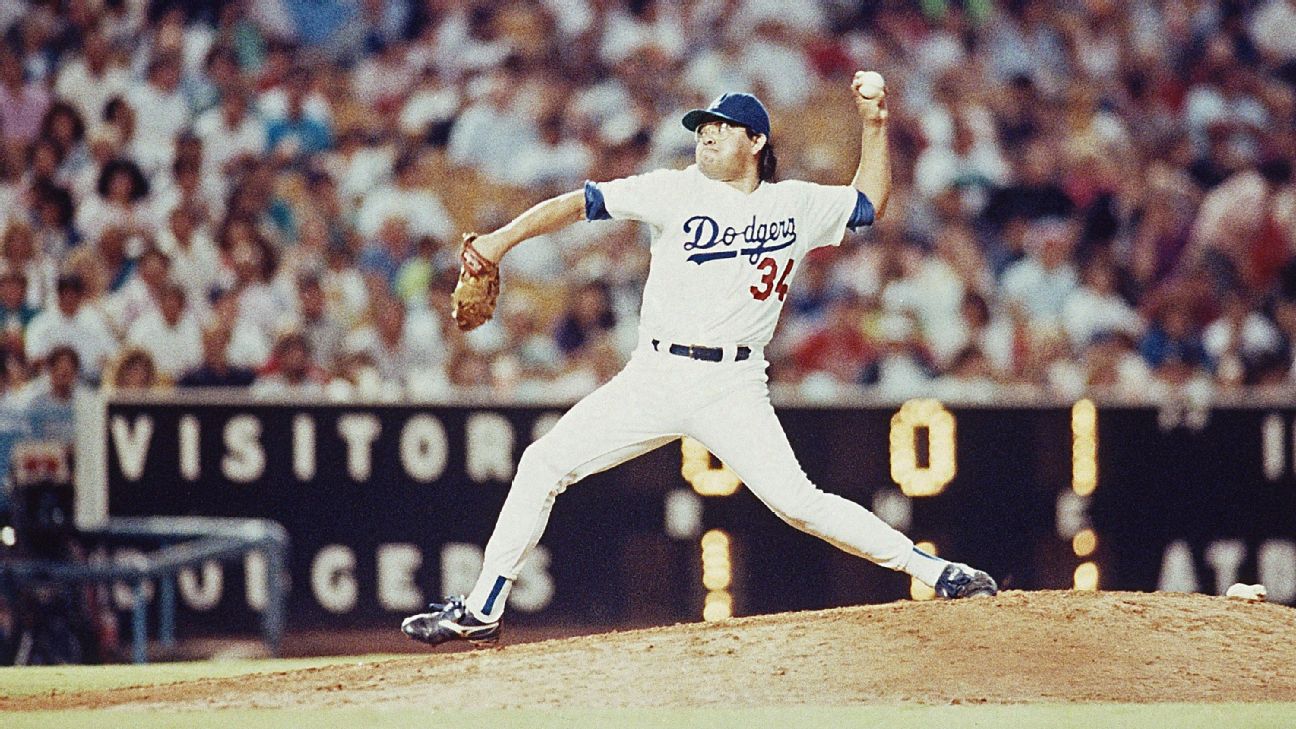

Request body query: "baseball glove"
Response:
[451, 233, 500, 331]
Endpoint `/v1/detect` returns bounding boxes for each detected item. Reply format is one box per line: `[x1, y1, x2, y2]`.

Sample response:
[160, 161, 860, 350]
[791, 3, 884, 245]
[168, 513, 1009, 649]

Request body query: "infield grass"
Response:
[0, 655, 405, 697]
[1, 704, 1295, 728]
[2, 659, 1294, 728]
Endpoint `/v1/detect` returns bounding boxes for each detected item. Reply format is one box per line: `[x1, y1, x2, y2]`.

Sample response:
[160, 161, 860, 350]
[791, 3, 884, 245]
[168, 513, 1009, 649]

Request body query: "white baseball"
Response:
[1226, 583, 1267, 601]
[855, 71, 885, 100]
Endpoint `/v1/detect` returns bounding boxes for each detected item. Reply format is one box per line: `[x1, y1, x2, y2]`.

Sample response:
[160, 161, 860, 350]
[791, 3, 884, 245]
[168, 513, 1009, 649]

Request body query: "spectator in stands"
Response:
[356, 150, 455, 243]
[1140, 294, 1212, 383]
[447, 68, 538, 183]
[39, 102, 88, 184]
[0, 0, 1286, 401]
[12, 345, 82, 443]
[157, 205, 225, 318]
[178, 323, 257, 388]
[252, 331, 325, 397]
[281, 270, 345, 372]
[494, 292, 563, 383]
[105, 247, 170, 336]
[914, 107, 1010, 211]
[948, 291, 1015, 379]
[1186, 156, 1295, 295]
[553, 280, 616, 358]
[152, 152, 224, 228]
[24, 274, 116, 380]
[932, 345, 998, 401]
[193, 82, 266, 176]
[266, 67, 332, 162]
[343, 293, 444, 386]
[0, 264, 36, 354]
[30, 182, 80, 259]
[792, 293, 880, 388]
[1, 221, 56, 310]
[75, 158, 154, 246]
[322, 240, 370, 327]
[1061, 256, 1144, 351]
[1082, 331, 1153, 395]
[126, 53, 190, 169]
[982, 139, 1075, 230]
[505, 114, 594, 190]
[393, 234, 443, 306]
[126, 282, 203, 382]
[1129, 162, 1199, 295]
[874, 311, 936, 397]
[226, 228, 290, 341]
[53, 29, 130, 126]
[1203, 293, 1283, 387]
[351, 38, 418, 111]
[0, 48, 50, 148]
[1000, 218, 1080, 327]
[358, 217, 414, 288]
[106, 347, 160, 392]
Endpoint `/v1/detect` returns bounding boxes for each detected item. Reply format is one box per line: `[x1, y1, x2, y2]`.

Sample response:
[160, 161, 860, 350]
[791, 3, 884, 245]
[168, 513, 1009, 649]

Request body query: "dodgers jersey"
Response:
[585, 164, 874, 348]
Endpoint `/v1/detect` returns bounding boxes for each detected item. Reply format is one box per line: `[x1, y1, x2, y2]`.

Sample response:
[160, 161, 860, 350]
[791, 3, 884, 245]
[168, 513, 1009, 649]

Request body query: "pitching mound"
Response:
[6, 590, 1296, 710]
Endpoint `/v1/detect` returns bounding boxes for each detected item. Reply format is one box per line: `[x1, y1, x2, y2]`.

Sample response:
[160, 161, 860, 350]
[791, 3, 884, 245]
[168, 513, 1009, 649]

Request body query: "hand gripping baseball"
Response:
[852, 70, 888, 122]
[451, 233, 500, 331]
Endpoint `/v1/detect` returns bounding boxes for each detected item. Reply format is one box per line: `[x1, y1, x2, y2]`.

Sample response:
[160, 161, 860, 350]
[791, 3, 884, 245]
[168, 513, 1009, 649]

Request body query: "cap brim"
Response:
[682, 109, 743, 132]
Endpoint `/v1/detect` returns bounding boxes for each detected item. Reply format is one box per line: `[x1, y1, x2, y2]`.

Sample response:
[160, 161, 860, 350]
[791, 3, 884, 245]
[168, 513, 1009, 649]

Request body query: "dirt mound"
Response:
[6, 590, 1296, 710]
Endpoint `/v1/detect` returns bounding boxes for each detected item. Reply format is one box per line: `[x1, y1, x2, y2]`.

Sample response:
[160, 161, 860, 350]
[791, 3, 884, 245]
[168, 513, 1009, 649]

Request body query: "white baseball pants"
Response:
[465, 343, 943, 621]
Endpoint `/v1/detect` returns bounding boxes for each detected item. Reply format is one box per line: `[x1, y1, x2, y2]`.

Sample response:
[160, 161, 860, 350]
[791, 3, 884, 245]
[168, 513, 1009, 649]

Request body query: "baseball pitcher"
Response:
[403, 71, 997, 647]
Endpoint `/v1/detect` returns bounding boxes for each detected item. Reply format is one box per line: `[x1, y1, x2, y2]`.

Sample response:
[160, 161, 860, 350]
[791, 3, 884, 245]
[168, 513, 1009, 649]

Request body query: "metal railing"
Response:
[1, 516, 288, 664]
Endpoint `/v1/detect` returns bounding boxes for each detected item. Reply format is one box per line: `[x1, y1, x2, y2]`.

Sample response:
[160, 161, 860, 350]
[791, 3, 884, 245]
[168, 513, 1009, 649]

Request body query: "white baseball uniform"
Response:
[464, 164, 948, 621]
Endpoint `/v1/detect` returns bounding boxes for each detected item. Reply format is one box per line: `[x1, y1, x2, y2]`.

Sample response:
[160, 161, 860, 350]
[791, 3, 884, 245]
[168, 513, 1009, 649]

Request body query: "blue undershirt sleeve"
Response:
[846, 190, 876, 230]
[584, 180, 611, 221]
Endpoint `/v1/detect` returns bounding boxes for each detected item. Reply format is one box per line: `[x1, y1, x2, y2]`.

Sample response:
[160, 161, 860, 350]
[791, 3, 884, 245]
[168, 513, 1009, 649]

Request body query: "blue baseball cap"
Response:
[681, 93, 771, 138]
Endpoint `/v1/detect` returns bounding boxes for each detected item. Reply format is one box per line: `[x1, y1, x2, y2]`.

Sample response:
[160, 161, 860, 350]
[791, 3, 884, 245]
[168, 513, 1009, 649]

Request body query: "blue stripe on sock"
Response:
[912, 546, 941, 561]
[482, 576, 507, 614]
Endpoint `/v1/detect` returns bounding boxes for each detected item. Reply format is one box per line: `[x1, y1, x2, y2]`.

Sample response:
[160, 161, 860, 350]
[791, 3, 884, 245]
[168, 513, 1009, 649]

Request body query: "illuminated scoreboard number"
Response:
[888, 399, 956, 497]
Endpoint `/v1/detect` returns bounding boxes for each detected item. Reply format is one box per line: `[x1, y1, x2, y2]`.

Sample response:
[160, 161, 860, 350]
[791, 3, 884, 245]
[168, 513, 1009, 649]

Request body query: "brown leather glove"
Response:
[451, 233, 500, 331]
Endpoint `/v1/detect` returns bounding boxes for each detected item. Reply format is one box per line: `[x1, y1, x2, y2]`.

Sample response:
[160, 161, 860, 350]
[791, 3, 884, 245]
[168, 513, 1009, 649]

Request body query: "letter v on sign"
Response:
[111, 414, 154, 481]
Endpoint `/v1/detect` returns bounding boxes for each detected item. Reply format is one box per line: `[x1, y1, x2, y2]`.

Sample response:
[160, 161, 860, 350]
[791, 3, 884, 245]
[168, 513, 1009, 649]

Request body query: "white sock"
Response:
[904, 546, 950, 587]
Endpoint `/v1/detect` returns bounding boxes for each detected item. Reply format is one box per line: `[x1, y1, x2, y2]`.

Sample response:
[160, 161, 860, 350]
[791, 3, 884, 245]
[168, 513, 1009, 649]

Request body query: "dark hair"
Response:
[39, 101, 86, 144]
[47, 344, 80, 371]
[34, 181, 75, 228]
[28, 136, 65, 168]
[103, 95, 131, 124]
[746, 129, 777, 182]
[96, 158, 150, 201]
[56, 273, 86, 294]
[1259, 157, 1292, 187]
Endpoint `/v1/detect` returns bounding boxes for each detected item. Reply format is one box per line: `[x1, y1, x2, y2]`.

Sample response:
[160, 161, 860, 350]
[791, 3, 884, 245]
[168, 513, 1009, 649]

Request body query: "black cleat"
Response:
[401, 595, 501, 646]
[935, 563, 998, 599]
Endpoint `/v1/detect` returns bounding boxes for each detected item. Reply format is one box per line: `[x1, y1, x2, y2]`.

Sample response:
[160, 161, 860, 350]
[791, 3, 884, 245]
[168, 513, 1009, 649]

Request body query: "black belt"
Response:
[652, 339, 750, 362]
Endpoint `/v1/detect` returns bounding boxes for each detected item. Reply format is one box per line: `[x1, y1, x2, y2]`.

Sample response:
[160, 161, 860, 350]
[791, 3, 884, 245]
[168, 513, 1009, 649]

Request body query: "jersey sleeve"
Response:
[794, 182, 874, 249]
[584, 169, 682, 227]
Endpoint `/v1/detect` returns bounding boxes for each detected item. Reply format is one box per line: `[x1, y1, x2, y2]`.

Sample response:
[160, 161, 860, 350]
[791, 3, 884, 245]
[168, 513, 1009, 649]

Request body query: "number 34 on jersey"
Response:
[750, 257, 794, 302]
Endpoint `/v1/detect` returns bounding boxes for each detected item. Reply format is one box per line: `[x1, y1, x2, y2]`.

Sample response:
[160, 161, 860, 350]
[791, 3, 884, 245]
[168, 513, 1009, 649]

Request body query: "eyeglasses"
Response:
[695, 120, 743, 142]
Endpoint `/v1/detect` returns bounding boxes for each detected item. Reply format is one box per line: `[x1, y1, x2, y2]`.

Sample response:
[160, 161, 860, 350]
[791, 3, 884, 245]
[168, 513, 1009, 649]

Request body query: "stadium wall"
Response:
[83, 394, 1296, 636]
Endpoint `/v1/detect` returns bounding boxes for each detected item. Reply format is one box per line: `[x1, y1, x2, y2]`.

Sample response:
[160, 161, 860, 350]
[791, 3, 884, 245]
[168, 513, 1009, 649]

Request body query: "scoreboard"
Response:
[94, 395, 1296, 634]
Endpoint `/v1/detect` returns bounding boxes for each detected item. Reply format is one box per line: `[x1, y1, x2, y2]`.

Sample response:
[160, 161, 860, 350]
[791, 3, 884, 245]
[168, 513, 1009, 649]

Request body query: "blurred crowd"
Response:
[0, 0, 1290, 420]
